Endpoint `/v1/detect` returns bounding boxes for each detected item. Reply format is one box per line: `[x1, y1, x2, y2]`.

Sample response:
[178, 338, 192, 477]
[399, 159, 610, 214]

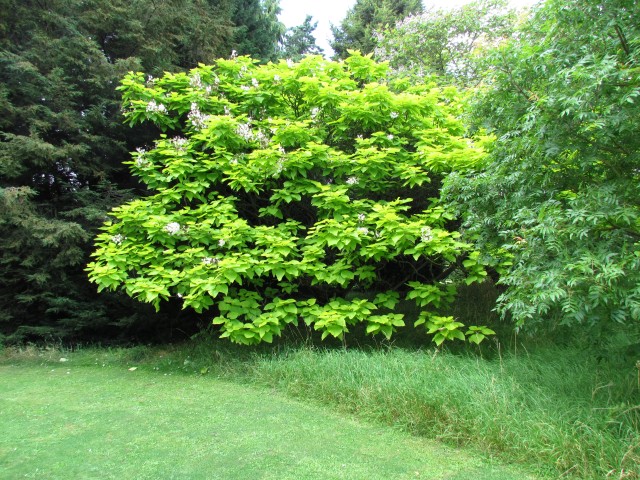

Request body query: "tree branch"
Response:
[614, 25, 630, 56]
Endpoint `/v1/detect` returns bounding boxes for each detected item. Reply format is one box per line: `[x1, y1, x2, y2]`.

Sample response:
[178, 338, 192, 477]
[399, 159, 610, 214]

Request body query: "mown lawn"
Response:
[0, 360, 536, 479]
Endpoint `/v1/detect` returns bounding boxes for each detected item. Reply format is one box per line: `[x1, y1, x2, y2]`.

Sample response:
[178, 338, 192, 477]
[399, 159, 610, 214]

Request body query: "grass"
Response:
[241, 347, 640, 479]
[0, 354, 535, 480]
[85, 338, 639, 479]
[2, 340, 638, 479]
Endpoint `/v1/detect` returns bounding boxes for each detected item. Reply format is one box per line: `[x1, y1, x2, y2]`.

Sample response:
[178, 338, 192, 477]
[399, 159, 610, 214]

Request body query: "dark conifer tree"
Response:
[0, 0, 270, 343]
[280, 15, 324, 61]
[232, 0, 286, 62]
[330, 0, 422, 59]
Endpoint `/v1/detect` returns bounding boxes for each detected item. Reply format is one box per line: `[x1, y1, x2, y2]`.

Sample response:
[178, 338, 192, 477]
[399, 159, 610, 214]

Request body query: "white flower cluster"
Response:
[255, 130, 269, 148]
[235, 121, 270, 147]
[273, 74, 281, 82]
[346, 176, 359, 186]
[251, 78, 259, 88]
[146, 99, 167, 114]
[357, 227, 370, 235]
[271, 146, 286, 176]
[387, 134, 394, 141]
[310, 107, 320, 120]
[190, 72, 204, 89]
[146, 75, 155, 86]
[135, 147, 148, 167]
[188, 72, 214, 95]
[236, 122, 253, 141]
[171, 137, 188, 151]
[390, 111, 399, 119]
[202, 257, 219, 265]
[111, 234, 125, 245]
[274, 159, 284, 176]
[164, 222, 181, 235]
[358, 213, 366, 223]
[188, 103, 210, 130]
[218, 239, 226, 247]
[420, 226, 433, 242]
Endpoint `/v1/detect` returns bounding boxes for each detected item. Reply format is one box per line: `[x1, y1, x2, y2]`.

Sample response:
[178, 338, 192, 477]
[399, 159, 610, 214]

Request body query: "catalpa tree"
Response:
[88, 53, 491, 345]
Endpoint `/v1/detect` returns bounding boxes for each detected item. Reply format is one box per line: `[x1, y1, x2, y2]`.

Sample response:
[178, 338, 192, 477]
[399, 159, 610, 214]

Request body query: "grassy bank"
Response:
[1, 363, 536, 479]
[242, 347, 639, 479]
[2, 341, 639, 478]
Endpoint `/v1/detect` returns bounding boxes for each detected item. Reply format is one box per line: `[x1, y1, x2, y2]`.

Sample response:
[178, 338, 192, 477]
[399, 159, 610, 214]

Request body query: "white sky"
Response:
[278, 0, 538, 56]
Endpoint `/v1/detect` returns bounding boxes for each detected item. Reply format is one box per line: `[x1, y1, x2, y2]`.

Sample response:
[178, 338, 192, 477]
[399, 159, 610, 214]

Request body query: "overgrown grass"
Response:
[0, 349, 536, 479]
[3, 340, 638, 478]
[246, 347, 639, 479]
[138, 341, 640, 478]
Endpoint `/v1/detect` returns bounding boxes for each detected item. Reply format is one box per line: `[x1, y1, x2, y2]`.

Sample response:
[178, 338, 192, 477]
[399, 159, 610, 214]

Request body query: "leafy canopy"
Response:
[88, 54, 491, 345]
[0, 0, 281, 343]
[373, 0, 517, 86]
[444, 0, 640, 336]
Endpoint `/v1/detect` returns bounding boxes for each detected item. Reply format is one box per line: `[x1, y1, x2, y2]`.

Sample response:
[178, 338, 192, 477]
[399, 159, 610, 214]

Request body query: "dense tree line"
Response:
[0, 0, 284, 343]
[280, 15, 324, 60]
[332, 0, 640, 343]
[2, 0, 639, 345]
[373, 0, 516, 85]
[445, 0, 640, 340]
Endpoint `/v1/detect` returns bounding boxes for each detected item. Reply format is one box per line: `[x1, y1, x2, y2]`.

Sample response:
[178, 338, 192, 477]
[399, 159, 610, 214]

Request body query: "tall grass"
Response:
[3, 329, 639, 478]
[161, 340, 639, 479]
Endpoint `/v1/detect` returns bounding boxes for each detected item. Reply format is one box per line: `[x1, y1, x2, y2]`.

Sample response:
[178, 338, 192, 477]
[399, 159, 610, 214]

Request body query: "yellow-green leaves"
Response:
[88, 54, 491, 345]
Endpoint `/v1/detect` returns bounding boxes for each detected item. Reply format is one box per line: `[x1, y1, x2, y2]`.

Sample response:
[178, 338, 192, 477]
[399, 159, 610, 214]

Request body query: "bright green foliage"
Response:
[88, 54, 491, 345]
[280, 15, 324, 61]
[330, 0, 423, 59]
[374, 0, 517, 86]
[465, 325, 496, 345]
[421, 315, 466, 346]
[444, 0, 640, 336]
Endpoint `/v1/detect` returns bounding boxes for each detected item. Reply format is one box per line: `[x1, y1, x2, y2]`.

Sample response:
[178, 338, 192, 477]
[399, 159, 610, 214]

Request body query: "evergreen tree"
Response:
[280, 15, 324, 61]
[330, 0, 422, 59]
[232, 0, 286, 62]
[0, 0, 244, 343]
